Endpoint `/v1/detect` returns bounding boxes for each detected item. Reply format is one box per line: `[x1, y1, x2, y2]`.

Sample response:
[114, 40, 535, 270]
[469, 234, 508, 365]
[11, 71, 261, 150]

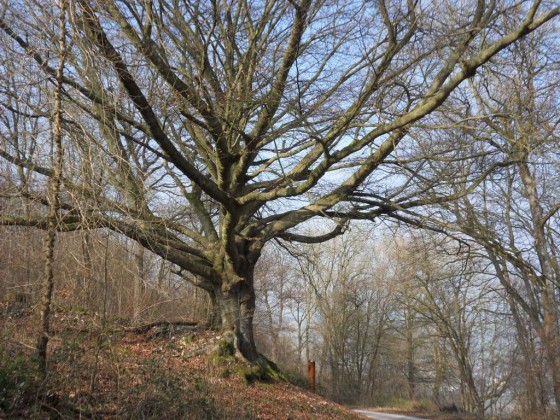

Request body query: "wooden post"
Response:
[308, 360, 316, 392]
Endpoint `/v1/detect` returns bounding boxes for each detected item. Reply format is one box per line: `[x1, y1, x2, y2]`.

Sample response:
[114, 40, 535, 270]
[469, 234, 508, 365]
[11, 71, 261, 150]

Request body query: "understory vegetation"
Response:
[0, 300, 358, 419]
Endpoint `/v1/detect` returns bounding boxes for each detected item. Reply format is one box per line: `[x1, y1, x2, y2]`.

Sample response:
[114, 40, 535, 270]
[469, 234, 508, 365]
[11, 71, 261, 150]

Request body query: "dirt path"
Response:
[353, 410, 428, 420]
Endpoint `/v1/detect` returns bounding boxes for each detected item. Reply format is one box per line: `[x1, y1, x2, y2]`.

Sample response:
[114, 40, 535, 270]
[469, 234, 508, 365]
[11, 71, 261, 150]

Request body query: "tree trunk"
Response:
[81, 231, 93, 309]
[432, 338, 445, 407]
[542, 287, 560, 413]
[132, 242, 145, 320]
[185, 254, 279, 375]
[221, 280, 259, 362]
[406, 308, 416, 400]
[508, 294, 543, 415]
[517, 157, 560, 414]
[263, 290, 279, 360]
[37, 228, 56, 377]
[37, 0, 66, 377]
[207, 285, 222, 329]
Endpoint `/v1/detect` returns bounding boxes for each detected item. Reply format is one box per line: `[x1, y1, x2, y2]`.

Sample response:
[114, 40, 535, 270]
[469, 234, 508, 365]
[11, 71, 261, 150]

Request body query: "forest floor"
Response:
[0, 304, 361, 419]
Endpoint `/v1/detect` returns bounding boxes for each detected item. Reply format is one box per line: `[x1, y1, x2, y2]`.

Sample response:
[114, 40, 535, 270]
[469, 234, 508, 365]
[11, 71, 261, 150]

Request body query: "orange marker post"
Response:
[307, 360, 316, 392]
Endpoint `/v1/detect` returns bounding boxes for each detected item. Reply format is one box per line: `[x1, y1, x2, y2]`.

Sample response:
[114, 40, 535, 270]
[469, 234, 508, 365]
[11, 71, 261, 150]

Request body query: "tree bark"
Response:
[221, 279, 259, 362]
[208, 285, 222, 329]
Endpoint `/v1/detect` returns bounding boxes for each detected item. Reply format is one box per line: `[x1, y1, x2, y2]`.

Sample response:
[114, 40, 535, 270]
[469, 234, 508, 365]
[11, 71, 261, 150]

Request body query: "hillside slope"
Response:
[0, 307, 360, 419]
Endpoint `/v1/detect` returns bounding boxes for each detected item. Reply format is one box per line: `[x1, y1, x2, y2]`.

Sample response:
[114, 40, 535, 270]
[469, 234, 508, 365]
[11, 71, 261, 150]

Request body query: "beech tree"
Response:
[1, 0, 558, 367]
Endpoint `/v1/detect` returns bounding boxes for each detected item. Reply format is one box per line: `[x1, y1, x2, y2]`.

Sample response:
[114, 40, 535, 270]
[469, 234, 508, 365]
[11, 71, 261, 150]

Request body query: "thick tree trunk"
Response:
[221, 280, 259, 362]
[185, 251, 280, 377]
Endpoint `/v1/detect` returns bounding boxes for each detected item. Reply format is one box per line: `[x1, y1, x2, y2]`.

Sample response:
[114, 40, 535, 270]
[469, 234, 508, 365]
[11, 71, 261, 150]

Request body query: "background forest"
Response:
[1, 223, 558, 418]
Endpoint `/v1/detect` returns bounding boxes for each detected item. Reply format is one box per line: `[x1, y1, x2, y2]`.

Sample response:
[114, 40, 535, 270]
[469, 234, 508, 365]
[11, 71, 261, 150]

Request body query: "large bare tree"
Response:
[0, 0, 558, 367]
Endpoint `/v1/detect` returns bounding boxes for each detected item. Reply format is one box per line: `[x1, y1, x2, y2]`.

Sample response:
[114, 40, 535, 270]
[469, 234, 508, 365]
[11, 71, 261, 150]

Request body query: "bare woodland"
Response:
[0, 0, 559, 418]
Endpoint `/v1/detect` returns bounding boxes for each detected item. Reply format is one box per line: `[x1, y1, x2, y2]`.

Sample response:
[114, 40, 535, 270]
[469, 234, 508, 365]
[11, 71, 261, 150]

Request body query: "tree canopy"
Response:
[0, 0, 558, 363]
